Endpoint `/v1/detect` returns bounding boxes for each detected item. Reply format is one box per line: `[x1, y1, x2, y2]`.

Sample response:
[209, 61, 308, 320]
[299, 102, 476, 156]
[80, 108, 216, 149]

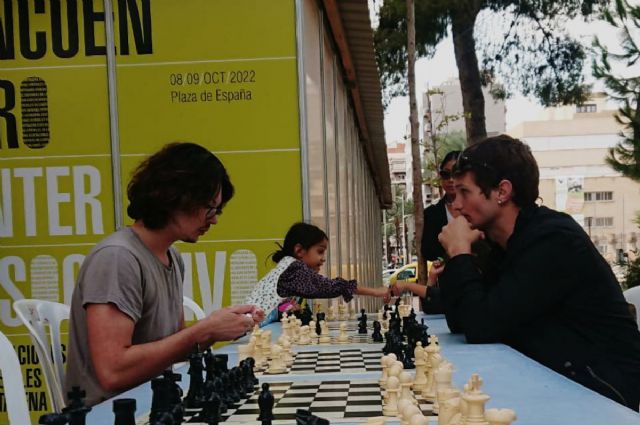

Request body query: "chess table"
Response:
[88, 314, 640, 425]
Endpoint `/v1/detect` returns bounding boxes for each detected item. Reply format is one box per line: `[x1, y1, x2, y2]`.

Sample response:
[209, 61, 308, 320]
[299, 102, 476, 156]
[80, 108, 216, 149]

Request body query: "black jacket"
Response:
[441, 205, 640, 410]
[421, 198, 448, 261]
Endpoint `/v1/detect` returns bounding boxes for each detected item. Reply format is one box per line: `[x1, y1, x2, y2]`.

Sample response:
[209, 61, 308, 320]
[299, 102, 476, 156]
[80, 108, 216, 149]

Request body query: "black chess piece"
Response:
[315, 315, 322, 336]
[214, 354, 229, 374]
[64, 386, 91, 425]
[294, 409, 329, 425]
[257, 382, 275, 425]
[220, 370, 241, 403]
[192, 391, 222, 425]
[371, 320, 384, 342]
[299, 303, 313, 325]
[113, 398, 136, 425]
[184, 351, 206, 408]
[245, 357, 259, 385]
[39, 413, 68, 425]
[150, 371, 183, 425]
[358, 309, 368, 334]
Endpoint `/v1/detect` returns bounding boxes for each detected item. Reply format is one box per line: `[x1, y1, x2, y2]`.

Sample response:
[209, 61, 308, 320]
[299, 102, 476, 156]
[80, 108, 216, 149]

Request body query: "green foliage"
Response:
[623, 255, 640, 289]
[423, 131, 467, 187]
[593, 0, 640, 181]
[374, 0, 603, 108]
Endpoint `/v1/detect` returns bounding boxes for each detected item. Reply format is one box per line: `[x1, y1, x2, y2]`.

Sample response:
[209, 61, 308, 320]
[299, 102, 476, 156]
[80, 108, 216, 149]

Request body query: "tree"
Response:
[407, 0, 428, 285]
[593, 0, 640, 181]
[375, 0, 602, 144]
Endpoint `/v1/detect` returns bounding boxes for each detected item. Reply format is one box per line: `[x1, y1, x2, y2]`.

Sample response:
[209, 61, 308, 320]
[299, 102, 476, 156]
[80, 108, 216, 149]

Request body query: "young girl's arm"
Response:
[278, 261, 357, 300]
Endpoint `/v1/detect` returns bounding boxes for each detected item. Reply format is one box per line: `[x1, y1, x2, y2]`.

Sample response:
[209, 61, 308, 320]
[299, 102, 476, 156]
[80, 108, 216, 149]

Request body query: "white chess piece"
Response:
[385, 361, 404, 402]
[413, 342, 428, 392]
[433, 361, 454, 414]
[383, 376, 400, 416]
[379, 355, 391, 387]
[438, 388, 461, 425]
[463, 374, 490, 425]
[401, 404, 422, 425]
[337, 322, 350, 343]
[485, 408, 517, 425]
[298, 325, 311, 345]
[328, 304, 336, 321]
[237, 343, 253, 362]
[266, 344, 286, 374]
[319, 320, 331, 343]
[408, 414, 429, 425]
[399, 371, 418, 406]
[397, 399, 414, 422]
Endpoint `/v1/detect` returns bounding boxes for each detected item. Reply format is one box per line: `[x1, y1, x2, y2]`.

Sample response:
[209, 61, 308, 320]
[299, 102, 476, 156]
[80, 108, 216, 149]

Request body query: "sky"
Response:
[377, 6, 638, 145]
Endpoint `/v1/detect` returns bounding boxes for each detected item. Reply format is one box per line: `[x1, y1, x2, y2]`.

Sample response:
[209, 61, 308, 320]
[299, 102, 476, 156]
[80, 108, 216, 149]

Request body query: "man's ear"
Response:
[497, 179, 514, 202]
[293, 243, 305, 258]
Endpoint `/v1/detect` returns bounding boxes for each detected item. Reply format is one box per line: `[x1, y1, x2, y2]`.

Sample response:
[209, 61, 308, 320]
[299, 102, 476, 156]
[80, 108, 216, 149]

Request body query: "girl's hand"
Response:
[391, 283, 406, 296]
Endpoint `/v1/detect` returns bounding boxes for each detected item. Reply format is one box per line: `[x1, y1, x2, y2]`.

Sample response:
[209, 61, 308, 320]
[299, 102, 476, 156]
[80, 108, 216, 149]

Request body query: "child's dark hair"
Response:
[272, 222, 328, 263]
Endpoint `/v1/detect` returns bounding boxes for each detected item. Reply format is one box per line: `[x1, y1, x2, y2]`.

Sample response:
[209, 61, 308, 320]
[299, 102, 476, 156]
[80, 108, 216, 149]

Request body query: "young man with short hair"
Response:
[439, 135, 640, 410]
[65, 142, 264, 406]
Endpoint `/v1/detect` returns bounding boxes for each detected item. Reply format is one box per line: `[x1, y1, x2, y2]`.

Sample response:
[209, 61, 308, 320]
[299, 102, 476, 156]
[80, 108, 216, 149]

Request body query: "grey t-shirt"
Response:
[64, 227, 184, 406]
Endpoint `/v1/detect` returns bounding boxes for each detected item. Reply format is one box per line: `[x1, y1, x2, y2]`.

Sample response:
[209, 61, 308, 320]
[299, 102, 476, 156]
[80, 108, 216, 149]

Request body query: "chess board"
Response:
[136, 379, 436, 424]
[257, 349, 382, 375]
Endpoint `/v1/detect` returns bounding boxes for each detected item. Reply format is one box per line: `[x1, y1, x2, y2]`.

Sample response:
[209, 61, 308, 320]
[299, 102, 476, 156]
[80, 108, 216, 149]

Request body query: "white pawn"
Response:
[379, 355, 391, 387]
[485, 408, 517, 425]
[337, 322, 350, 343]
[438, 388, 461, 425]
[298, 325, 311, 345]
[399, 371, 418, 406]
[267, 344, 286, 374]
[319, 320, 331, 343]
[397, 399, 414, 421]
[383, 376, 400, 416]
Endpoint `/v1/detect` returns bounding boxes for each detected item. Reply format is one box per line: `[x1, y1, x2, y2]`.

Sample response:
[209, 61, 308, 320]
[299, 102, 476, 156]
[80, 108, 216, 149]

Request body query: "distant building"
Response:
[423, 78, 507, 138]
[509, 93, 640, 264]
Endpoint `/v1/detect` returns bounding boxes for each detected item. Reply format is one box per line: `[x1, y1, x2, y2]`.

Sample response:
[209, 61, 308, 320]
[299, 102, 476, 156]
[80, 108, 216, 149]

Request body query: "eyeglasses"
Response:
[454, 154, 496, 175]
[205, 204, 222, 219]
[438, 169, 453, 179]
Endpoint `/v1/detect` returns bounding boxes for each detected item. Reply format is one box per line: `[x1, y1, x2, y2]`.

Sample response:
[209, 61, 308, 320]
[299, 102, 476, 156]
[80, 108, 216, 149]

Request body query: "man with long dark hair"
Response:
[65, 142, 264, 406]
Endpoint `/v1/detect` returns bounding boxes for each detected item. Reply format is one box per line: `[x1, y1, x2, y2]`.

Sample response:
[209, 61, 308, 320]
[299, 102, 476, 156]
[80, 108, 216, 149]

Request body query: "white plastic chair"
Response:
[0, 329, 31, 425]
[13, 299, 70, 413]
[623, 286, 640, 331]
[183, 296, 206, 320]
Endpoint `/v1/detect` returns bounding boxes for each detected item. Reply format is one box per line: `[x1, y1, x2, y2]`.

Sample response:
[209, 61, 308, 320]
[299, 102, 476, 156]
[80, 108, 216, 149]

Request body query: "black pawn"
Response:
[257, 382, 274, 425]
[371, 321, 383, 342]
[184, 351, 206, 408]
[192, 392, 222, 425]
[113, 398, 136, 425]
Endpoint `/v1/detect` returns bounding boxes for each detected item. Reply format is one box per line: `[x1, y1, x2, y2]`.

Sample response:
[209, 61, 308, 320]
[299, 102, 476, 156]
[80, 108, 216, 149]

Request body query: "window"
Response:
[576, 104, 597, 113]
[584, 191, 613, 202]
[585, 217, 614, 228]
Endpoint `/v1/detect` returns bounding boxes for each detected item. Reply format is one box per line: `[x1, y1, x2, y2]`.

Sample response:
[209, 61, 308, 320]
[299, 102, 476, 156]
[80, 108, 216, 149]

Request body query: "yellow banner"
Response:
[1, 0, 301, 420]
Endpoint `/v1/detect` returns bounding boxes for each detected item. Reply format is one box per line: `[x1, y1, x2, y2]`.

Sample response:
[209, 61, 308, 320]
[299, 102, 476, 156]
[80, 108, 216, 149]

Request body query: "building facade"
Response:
[509, 94, 640, 263]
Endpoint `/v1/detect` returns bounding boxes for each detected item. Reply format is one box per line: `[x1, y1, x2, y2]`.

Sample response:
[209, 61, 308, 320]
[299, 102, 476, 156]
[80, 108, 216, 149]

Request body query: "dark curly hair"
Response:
[127, 142, 234, 229]
[453, 135, 539, 208]
[272, 222, 328, 263]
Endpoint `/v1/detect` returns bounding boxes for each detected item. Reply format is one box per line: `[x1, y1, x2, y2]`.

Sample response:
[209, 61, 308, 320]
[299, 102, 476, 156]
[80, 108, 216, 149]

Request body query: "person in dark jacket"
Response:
[438, 134, 640, 410]
[417, 151, 460, 313]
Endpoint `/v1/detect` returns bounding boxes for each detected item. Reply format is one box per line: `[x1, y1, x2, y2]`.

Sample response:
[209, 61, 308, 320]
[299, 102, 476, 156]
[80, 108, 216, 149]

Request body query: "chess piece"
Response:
[400, 404, 422, 425]
[38, 413, 68, 425]
[372, 321, 384, 342]
[257, 383, 275, 425]
[267, 344, 286, 374]
[358, 309, 368, 334]
[408, 413, 429, 425]
[65, 386, 91, 425]
[433, 361, 454, 414]
[485, 408, 517, 425]
[379, 355, 391, 387]
[238, 343, 253, 362]
[413, 341, 427, 391]
[113, 399, 136, 425]
[438, 388, 461, 425]
[318, 320, 331, 343]
[328, 304, 336, 321]
[184, 351, 205, 408]
[399, 371, 418, 406]
[192, 391, 222, 425]
[337, 322, 350, 343]
[382, 376, 400, 416]
[463, 374, 490, 425]
[298, 325, 311, 345]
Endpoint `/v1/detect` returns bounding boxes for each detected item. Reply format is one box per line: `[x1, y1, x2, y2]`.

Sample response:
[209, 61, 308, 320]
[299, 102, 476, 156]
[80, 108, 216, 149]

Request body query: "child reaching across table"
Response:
[246, 222, 391, 325]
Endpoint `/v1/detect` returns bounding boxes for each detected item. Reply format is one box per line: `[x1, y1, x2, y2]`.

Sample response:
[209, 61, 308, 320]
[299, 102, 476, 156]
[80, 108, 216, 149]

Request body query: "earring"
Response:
[497, 199, 503, 205]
